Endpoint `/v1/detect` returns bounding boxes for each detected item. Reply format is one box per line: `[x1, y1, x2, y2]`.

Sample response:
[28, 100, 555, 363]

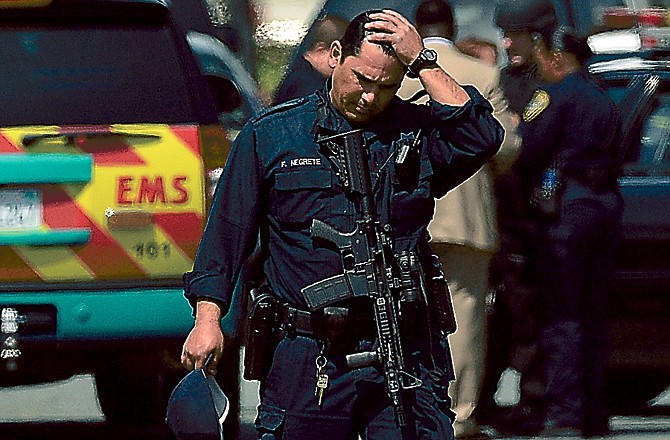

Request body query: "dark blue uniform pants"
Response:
[254, 334, 456, 440]
[535, 195, 622, 432]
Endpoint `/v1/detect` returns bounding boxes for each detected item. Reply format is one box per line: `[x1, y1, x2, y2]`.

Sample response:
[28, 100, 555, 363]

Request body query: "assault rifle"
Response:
[301, 129, 422, 427]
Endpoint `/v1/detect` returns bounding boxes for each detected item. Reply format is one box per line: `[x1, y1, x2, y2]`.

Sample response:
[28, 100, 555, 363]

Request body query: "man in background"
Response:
[496, 0, 550, 115]
[476, 1, 559, 435]
[500, 0, 623, 436]
[397, 0, 520, 437]
[273, 14, 348, 104]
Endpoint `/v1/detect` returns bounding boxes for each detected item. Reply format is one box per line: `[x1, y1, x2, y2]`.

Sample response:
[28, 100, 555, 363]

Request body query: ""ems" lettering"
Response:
[117, 176, 189, 205]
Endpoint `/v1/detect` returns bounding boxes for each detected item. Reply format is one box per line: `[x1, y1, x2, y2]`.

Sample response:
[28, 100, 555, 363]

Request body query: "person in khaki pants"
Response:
[398, 1, 520, 437]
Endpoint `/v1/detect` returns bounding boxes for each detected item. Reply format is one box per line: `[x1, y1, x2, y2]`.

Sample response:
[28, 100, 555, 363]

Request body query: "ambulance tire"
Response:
[95, 349, 181, 425]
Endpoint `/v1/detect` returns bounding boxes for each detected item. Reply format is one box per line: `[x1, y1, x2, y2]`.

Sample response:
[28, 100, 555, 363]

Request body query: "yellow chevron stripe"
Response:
[15, 246, 95, 281]
[74, 124, 204, 214]
[63, 178, 195, 277]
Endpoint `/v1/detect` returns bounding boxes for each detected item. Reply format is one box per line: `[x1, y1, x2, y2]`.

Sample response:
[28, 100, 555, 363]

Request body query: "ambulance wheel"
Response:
[95, 349, 181, 424]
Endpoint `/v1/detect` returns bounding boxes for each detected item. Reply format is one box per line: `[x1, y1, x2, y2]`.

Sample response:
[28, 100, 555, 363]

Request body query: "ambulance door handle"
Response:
[0, 229, 92, 246]
[0, 153, 92, 184]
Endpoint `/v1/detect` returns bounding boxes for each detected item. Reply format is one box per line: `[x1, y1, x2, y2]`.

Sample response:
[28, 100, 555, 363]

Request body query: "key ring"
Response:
[315, 355, 327, 369]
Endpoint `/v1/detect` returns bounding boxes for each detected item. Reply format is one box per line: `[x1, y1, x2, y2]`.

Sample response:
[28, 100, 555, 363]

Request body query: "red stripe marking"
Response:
[42, 187, 88, 229]
[153, 212, 203, 259]
[0, 133, 22, 153]
[73, 138, 146, 166]
[170, 125, 201, 157]
[41, 186, 147, 278]
[78, 142, 146, 166]
[0, 248, 42, 281]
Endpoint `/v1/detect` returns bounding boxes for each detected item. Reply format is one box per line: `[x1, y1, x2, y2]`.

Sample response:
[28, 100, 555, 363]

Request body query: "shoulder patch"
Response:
[523, 90, 551, 123]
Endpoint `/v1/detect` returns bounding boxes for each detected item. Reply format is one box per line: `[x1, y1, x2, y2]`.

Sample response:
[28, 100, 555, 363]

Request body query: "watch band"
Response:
[406, 48, 438, 78]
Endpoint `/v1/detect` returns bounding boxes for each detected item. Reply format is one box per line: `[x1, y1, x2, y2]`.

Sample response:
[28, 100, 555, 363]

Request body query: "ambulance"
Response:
[0, 0, 259, 428]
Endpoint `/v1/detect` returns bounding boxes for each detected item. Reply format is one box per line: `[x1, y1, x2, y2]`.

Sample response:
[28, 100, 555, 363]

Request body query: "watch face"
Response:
[423, 48, 438, 62]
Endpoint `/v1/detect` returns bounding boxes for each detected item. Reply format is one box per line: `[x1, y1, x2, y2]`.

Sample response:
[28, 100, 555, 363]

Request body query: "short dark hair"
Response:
[305, 14, 349, 51]
[339, 10, 396, 61]
[416, 0, 454, 27]
[415, 0, 455, 39]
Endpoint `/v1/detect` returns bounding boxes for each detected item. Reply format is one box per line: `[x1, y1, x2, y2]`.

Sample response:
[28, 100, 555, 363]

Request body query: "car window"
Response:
[1, 22, 195, 126]
[642, 94, 670, 172]
[625, 91, 670, 176]
[640, 101, 668, 164]
[597, 72, 667, 175]
[602, 79, 631, 104]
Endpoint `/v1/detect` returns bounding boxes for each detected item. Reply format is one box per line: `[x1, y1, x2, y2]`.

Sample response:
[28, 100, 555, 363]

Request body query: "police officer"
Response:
[496, 0, 623, 437]
[180, 9, 503, 440]
[476, 1, 556, 433]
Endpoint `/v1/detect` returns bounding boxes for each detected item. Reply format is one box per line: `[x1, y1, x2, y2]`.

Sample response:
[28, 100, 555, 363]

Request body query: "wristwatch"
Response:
[406, 48, 438, 78]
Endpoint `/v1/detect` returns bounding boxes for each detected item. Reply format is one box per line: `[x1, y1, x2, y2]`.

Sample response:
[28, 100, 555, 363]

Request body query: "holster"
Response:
[424, 253, 457, 337]
[243, 285, 279, 381]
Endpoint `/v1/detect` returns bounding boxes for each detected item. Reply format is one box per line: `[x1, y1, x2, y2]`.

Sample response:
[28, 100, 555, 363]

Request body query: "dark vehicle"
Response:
[0, 0, 261, 435]
[586, 16, 670, 411]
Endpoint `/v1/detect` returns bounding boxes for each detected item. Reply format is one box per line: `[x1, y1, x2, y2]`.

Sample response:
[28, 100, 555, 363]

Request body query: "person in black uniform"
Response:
[180, 9, 502, 440]
[476, 1, 554, 434]
[273, 14, 349, 104]
[498, 0, 623, 437]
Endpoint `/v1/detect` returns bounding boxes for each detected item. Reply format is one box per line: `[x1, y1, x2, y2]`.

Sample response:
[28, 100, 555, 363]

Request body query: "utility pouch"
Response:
[322, 306, 350, 353]
[424, 253, 457, 337]
[397, 251, 428, 338]
[243, 285, 279, 381]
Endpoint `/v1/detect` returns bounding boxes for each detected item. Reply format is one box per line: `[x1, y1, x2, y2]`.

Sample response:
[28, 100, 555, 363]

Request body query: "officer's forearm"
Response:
[195, 299, 222, 324]
[417, 67, 470, 106]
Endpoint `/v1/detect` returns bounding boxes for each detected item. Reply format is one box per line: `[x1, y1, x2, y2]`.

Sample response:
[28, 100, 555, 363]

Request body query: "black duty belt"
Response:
[279, 304, 326, 338]
[278, 302, 375, 343]
[566, 167, 617, 191]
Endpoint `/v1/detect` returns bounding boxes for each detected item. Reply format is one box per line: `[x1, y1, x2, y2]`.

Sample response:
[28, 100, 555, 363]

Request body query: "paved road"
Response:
[1, 374, 670, 439]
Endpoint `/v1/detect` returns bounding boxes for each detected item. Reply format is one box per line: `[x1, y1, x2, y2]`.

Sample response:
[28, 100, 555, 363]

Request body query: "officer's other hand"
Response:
[181, 300, 224, 376]
[365, 10, 423, 68]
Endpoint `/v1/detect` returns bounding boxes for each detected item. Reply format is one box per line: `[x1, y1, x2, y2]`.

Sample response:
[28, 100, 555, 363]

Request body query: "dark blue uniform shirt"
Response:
[515, 70, 622, 434]
[184, 85, 503, 313]
[518, 71, 620, 179]
[273, 57, 328, 104]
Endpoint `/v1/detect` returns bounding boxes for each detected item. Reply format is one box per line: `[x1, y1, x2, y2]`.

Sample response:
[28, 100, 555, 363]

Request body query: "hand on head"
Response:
[364, 10, 424, 68]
